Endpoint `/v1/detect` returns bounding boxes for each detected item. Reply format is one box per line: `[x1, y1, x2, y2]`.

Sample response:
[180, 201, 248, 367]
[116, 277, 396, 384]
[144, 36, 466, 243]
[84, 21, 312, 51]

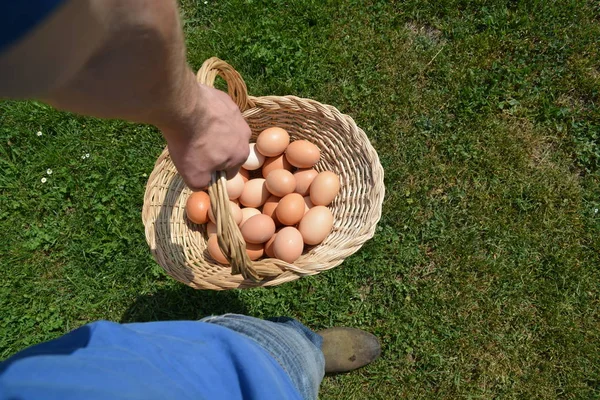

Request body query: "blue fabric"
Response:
[0, 320, 307, 400]
[202, 314, 325, 400]
[0, 0, 66, 52]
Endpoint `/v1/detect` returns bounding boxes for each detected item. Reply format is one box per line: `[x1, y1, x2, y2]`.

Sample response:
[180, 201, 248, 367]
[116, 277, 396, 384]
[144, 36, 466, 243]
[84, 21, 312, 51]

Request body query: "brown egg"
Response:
[262, 195, 282, 226]
[293, 168, 318, 196]
[207, 235, 229, 264]
[239, 168, 250, 182]
[256, 127, 290, 157]
[273, 227, 304, 263]
[309, 171, 340, 206]
[206, 221, 217, 236]
[264, 232, 278, 258]
[186, 191, 211, 224]
[262, 195, 280, 218]
[276, 193, 305, 226]
[231, 202, 243, 225]
[246, 242, 264, 261]
[303, 196, 314, 214]
[226, 173, 245, 200]
[240, 207, 261, 226]
[209, 200, 243, 225]
[239, 178, 270, 208]
[262, 154, 293, 179]
[265, 169, 296, 197]
[298, 206, 333, 245]
[285, 140, 321, 168]
[240, 214, 276, 244]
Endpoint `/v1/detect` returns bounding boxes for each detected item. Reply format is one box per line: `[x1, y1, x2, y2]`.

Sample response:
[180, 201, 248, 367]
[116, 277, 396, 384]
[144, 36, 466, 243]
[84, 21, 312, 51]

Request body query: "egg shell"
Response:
[242, 143, 266, 171]
[293, 169, 318, 196]
[262, 195, 283, 226]
[226, 173, 245, 200]
[276, 193, 305, 226]
[239, 168, 250, 182]
[209, 200, 243, 225]
[206, 221, 217, 236]
[309, 171, 340, 206]
[264, 231, 278, 258]
[185, 191, 211, 224]
[239, 178, 270, 207]
[285, 140, 321, 168]
[233, 203, 243, 225]
[262, 195, 280, 217]
[240, 214, 276, 244]
[207, 235, 229, 264]
[246, 242, 264, 261]
[273, 227, 304, 263]
[262, 154, 293, 178]
[298, 205, 333, 245]
[265, 169, 296, 197]
[256, 127, 290, 157]
[240, 207, 261, 226]
[303, 196, 314, 214]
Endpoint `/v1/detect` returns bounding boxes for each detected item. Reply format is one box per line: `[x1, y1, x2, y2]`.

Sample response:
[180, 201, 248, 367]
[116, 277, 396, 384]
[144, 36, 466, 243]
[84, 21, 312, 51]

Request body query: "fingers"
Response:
[179, 169, 211, 192]
[188, 182, 209, 192]
[162, 84, 253, 192]
[225, 167, 240, 180]
[224, 142, 250, 180]
[173, 137, 249, 191]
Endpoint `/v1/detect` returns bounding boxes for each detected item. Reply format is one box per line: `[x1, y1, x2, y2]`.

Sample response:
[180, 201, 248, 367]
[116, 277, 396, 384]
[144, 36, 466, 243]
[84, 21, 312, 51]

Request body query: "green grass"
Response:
[1, 0, 600, 398]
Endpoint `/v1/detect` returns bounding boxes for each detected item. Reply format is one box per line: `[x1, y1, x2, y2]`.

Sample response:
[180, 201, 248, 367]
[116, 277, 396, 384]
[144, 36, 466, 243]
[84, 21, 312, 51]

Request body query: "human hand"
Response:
[0, 0, 251, 191]
[162, 84, 251, 191]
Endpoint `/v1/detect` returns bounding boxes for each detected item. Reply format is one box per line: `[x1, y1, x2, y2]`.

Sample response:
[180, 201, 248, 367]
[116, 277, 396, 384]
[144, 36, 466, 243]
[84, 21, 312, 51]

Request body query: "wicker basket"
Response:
[142, 57, 384, 290]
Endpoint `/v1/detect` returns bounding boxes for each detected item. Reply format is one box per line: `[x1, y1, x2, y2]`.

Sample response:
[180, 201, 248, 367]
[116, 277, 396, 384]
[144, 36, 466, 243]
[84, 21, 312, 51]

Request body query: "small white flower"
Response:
[85, 153, 90, 158]
[46, 168, 53, 175]
[204, 1, 207, 3]
[41, 177, 47, 183]
[36, 131, 42, 137]
[81, 155, 86, 160]
[595, 208, 599, 214]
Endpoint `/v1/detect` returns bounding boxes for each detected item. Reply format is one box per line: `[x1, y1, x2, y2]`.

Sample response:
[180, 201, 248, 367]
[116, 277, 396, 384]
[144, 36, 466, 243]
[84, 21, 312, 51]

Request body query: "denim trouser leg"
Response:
[201, 314, 325, 400]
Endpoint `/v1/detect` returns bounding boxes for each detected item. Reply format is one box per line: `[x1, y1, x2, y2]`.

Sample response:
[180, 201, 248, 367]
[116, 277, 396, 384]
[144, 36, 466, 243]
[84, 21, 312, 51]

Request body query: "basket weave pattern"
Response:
[142, 58, 385, 290]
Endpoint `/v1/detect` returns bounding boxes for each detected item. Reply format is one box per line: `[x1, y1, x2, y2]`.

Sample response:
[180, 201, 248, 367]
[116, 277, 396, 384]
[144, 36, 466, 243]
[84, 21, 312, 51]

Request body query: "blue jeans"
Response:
[202, 314, 325, 400]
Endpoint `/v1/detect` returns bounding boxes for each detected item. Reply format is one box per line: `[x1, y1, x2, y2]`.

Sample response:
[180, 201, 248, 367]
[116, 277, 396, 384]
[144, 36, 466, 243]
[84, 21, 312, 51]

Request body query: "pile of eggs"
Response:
[185, 127, 340, 265]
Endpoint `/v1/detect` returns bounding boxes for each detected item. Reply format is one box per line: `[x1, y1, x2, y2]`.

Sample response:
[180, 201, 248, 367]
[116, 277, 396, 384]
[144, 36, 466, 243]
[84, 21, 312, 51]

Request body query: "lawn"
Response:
[1, 0, 599, 398]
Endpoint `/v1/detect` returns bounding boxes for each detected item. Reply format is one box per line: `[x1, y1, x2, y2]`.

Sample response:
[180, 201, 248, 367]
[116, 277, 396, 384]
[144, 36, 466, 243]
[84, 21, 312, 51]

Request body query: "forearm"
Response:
[0, 0, 195, 128]
[0, 0, 251, 190]
[0, 0, 106, 98]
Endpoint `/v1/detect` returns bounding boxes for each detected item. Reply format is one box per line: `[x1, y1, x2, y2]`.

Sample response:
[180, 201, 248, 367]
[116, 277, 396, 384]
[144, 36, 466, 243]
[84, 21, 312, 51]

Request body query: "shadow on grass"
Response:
[121, 286, 247, 323]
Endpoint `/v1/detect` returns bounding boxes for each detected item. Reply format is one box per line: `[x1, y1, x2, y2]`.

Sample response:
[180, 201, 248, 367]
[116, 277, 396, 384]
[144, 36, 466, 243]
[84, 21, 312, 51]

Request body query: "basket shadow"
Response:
[121, 286, 246, 323]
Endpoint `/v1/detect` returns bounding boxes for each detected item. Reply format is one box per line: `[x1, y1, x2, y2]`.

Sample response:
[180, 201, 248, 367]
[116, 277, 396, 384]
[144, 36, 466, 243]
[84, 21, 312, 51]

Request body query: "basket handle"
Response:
[196, 57, 255, 112]
[208, 171, 260, 282]
[197, 58, 261, 282]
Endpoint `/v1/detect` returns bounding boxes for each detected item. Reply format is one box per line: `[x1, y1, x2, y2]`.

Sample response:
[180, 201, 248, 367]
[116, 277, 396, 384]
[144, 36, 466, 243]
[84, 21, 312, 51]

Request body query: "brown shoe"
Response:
[317, 327, 381, 374]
